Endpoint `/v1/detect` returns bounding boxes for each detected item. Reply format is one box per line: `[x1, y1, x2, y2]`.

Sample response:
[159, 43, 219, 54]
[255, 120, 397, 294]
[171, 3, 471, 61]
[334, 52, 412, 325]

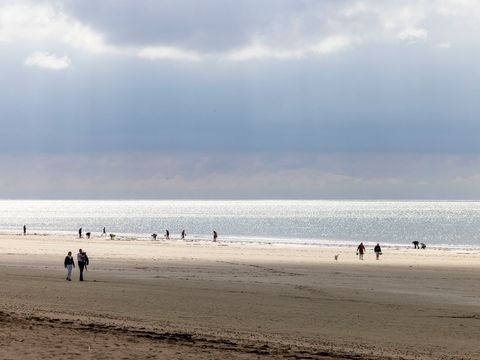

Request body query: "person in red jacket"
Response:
[357, 242, 366, 260]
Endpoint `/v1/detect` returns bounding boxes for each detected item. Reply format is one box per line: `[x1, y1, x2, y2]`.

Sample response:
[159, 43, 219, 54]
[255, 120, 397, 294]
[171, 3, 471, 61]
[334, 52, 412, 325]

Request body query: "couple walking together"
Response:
[64, 249, 89, 281]
[357, 242, 382, 260]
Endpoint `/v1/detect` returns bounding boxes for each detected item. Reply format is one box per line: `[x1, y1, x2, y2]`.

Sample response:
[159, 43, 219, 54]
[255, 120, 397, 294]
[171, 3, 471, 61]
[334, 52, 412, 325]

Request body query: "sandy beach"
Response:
[0, 233, 479, 359]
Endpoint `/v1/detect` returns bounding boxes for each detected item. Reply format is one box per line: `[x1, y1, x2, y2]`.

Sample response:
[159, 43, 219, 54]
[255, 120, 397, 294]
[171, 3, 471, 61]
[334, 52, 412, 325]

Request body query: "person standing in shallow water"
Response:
[78, 228, 82, 239]
[64, 251, 75, 281]
[23, 225, 26, 235]
[181, 230, 186, 240]
[213, 230, 218, 242]
[374, 243, 382, 260]
[357, 242, 366, 260]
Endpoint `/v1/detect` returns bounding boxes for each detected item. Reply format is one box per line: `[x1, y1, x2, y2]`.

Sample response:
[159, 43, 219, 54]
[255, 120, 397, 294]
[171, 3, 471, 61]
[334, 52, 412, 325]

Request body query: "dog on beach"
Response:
[110, 234, 116, 240]
[334, 254, 340, 261]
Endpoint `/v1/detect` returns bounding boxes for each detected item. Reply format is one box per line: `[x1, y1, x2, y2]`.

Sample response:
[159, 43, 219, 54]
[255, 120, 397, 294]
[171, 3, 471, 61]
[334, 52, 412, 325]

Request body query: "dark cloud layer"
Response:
[2, 44, 480, 154]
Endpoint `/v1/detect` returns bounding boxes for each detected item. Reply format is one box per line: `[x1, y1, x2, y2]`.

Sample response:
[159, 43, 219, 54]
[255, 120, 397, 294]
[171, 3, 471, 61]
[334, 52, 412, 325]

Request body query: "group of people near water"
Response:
[78, 227, 107, 239]
[152, 229, 218, 242]
[75, 226, 219, 242]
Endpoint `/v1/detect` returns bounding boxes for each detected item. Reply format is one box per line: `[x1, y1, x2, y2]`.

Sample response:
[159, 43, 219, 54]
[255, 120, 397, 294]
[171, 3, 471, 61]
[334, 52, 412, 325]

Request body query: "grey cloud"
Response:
[2, 153, 480, 199]
[61, 0, 289, 51]
[57, 0, 480, 54]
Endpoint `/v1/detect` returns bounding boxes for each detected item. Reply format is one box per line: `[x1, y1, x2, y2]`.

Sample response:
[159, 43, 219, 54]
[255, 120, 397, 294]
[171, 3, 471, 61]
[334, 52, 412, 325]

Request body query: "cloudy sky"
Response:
[1, 0, 480, 199]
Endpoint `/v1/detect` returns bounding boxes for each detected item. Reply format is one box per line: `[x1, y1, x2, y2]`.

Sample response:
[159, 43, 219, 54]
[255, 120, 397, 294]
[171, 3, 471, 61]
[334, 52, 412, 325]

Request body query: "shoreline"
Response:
[2, 230, 480, 252]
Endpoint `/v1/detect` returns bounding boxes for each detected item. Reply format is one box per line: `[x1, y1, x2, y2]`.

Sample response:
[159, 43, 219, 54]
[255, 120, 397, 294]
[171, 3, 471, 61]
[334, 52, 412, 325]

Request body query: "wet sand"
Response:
[1, 234, 479, 359]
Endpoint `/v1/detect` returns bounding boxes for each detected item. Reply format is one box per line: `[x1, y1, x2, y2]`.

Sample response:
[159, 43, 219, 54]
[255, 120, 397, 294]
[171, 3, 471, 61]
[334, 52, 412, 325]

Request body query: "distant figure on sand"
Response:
[213, 230, 218, 242]
[181, 230, 186, 240]
[165, 230, 170, 240]
[23, 225, 26, 236]
[357, 242, 365, 260]
[420, 242, 427, 249]
[77, 249, 88, 281]
[110, 234, 116, 240]
[86, 232, 91, 239]
[102, 227, 106, 236]
[78, 228, 82, 239]
[64, 251, 75, 281]
[412, 241, 419, 249]
[151, 233, 157, 240]
[374, 243, 382, 260]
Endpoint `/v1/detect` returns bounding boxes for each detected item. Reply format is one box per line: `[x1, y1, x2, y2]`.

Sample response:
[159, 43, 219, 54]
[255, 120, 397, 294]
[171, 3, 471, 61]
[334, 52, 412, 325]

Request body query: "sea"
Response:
[1, 200, 480, 249]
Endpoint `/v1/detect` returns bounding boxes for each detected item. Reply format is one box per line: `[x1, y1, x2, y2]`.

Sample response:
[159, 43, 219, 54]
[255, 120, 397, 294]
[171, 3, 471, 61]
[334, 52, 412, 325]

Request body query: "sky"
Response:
[1, 0, 480, 199]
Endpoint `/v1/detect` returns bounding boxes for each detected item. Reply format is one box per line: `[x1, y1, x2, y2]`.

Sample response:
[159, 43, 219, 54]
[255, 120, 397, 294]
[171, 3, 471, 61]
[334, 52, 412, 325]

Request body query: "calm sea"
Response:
[0, 200, 479, 248]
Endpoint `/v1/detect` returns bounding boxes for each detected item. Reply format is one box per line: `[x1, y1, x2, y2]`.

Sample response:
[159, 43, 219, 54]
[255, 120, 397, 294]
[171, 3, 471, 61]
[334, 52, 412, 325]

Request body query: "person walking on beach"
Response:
[102, 227, 106, 236]
[64, 251, 75, 281]
[181, 230, 186, 240]
[374, 243, 382, 260]
[23, 225, 26, 235]
[78, 228, 82, 239]
[412, 241, 419, 249]
[152, 233, 157, 240]
[357, 242, 366, 260]
[165, 230, 170, 240]
[77, 249, 87, 281]
[213, 230, 218, 242]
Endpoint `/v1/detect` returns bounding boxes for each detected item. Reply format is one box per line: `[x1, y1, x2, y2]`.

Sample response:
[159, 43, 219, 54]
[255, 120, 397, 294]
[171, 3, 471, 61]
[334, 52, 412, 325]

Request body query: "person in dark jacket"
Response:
[374, 243, 382, 260]
[77, 249, 87, 281]
[64, 251, 75, 281]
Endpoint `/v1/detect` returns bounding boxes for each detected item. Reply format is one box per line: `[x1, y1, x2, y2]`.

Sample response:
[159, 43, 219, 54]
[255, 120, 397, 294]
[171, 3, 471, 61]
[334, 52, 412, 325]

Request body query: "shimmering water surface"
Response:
[1, 200, 480, 248]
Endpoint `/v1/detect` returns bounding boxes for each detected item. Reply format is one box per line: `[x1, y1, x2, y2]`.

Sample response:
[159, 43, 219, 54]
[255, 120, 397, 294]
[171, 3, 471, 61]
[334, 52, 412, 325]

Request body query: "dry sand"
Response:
[1, 233, 479, 359]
